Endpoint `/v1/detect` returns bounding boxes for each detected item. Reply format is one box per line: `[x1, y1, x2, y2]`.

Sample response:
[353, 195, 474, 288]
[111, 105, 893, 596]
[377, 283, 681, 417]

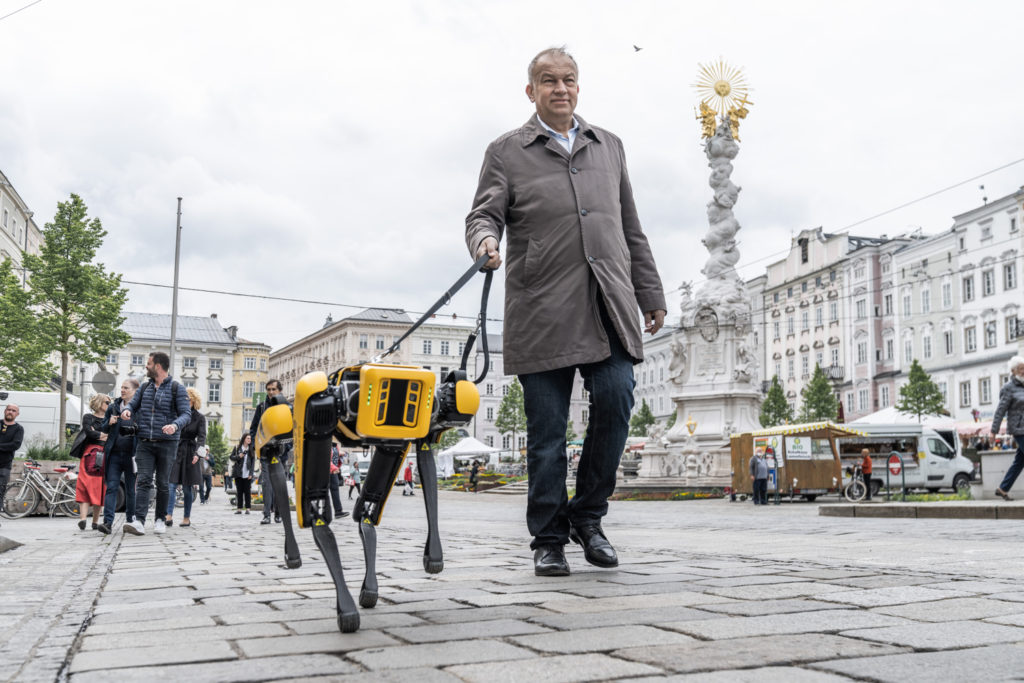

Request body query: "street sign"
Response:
[91, 370, 116, 394]
[252, 391, 266, 408]
[888, 454, 902, 476]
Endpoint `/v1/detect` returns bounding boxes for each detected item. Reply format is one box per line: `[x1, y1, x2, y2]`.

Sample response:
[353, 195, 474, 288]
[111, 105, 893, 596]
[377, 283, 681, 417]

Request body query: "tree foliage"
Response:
[759, 375, 793, 427]
[896, 359, 945, 422]
[206, 420, 230, 474]
[438, 428, 462, 450]
[565, 419, 578, 443]
[629, 398, 656, 436]
[24, 194, 131, 446]
[798, 365, 839, 423]
[494, 378, 527, 449]
[0, 259, 55, 389]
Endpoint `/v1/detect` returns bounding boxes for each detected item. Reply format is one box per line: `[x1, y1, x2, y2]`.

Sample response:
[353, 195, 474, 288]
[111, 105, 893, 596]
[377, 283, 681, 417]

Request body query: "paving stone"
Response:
[816, 585, 974, 607]
[871, 597, 1024, 622]
[417, 604, 550, 624]
[387, 618, 550, 643]
[986, 612, 1024, 627]
[275, 668, 464, 683]
[540, 591, 732, 614]
[348, 639, 535, 670]
[693, 574, 806, 588]
[921, 579, 1020, 594]
[781, 569, 876, 580]
[80, 622, 289, 650]
[565, 581, 714, 598]
[660, 609, 909, 640]
[809, 643, 1024, 682]
[373, 598, 472, 613]
[841, 619, 1024, 649]
[822, 575, 942, 589]
[69, 640, 235, 673]
[634, 667, 856, 682]
[701, 582, 846, 601]
[69, 653, 357, 682]
[445, 653, 662, 682]
[96, 586, 195, 604]
[291, 612, 427, 634]
[217, 606, 338, 625]
[530, 605, 721, 630]
[236, 630, 401, 657]
[91, 597, 196, 613]
[695, 598, 850, 617]
[614, 633, 907, 673]
[512, 624, 693, 653]
[991, 592, 1024, 603]
[84, 614, 219, 636]
[89, 602, 274, 625]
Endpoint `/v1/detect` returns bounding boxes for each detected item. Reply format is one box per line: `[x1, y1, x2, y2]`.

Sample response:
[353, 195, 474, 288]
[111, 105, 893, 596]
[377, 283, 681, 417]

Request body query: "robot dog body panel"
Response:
[256, 363, 479, 633]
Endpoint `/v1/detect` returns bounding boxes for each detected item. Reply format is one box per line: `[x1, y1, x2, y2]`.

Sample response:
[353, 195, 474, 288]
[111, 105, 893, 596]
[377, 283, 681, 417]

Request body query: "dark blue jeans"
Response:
[752, 478, 768, 505]
[201, 474, 212, 502]
[519, 325, 635, 550]
[998, 440, 1024, 492]
[167, 482, 193, 518]
[103, 452, 136, 526]
[134, 439, 177, 524]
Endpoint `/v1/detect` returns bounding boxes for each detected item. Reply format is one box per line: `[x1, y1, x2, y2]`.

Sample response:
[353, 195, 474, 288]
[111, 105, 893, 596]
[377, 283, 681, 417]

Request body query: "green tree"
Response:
[0, 259, 55, 389]
[565, 419, 578, 442]
[438, 428, 462, 450]
[759, 375, 794, 427]
[494, 378, 527, 451]
[798, 365, 839, 422]
[629, 398, 656, 436]
[207, 420, 230, 474]
[24, 195, 131, 446]
[896, 358, 945, 422]
[666, 410, 677, 429]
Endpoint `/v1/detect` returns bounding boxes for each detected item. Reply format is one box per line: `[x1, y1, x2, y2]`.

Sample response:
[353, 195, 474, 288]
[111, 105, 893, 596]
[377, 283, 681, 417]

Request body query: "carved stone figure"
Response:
[668, 335, 687, 385]
[695, 306, 719, 342]
[733, 340, 756, 384]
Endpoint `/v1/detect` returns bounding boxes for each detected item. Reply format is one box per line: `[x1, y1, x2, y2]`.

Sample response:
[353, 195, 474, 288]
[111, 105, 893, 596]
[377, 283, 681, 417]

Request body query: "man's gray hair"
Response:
[528, 46, 578, 84]
[1009, 355, 1024, 373]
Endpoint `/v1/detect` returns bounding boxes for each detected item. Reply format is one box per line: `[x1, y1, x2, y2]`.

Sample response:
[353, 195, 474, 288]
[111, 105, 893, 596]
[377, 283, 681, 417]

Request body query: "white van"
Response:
[0, 390, 82, 457]
[836, 423, 975, 495]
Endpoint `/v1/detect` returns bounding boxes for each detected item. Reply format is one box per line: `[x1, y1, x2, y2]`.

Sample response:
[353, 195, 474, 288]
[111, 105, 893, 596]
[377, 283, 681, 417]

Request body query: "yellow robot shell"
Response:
[293, 371, 329, 529]
[454, 379, 480, 416]
[356, 364, 435, 439]
[255, 404, 294, 456]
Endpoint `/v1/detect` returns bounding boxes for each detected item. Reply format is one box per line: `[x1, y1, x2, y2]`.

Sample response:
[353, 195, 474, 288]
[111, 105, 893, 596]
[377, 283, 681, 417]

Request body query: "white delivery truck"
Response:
[835, 423, 975, 496]
[0, 390, 82, 456]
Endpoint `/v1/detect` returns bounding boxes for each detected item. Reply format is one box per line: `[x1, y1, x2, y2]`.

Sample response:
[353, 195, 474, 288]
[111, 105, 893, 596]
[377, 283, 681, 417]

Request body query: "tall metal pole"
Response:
[169, 198, 183, 373]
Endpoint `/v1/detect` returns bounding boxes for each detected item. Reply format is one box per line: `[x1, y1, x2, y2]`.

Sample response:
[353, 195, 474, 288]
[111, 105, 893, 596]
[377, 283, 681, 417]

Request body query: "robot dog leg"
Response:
[293, 372, 360, 633]
[353, 442, 409, 608]
[255, 401, 300, 568]
[415, 440, 444, 574]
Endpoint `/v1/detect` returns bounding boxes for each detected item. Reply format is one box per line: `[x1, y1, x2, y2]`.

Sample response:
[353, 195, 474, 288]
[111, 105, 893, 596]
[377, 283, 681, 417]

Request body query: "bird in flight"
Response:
[633, 45, 643, 52]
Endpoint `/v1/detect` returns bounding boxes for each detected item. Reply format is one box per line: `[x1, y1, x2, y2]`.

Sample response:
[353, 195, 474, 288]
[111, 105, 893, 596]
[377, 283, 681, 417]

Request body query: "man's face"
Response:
[526, 55, 578, 124]
[145, 356, 157, 379]
[266, 383, 281, 398]
[4, 404, 19, 422]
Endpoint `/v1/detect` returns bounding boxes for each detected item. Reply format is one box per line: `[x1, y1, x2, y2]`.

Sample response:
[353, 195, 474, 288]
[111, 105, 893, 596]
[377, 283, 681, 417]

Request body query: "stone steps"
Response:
[482, 481, 529, 495]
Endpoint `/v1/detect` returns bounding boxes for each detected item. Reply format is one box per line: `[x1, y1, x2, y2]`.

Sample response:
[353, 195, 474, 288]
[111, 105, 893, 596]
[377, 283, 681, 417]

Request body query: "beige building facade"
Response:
[231, 339, 271, 442]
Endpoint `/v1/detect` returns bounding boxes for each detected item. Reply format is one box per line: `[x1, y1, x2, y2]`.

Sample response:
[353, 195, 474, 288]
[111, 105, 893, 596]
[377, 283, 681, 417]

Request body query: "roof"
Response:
[741, 421, 869, 438]
[344, 308, 412, 324]
[123, 312, 236, 345]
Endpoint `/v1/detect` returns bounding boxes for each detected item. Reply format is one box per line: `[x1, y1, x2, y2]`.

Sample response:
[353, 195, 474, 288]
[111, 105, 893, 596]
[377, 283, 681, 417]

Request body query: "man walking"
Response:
[250, 379, 284, 524]
[97, 379, 139, 534]
[466, 46, 666, 576]
[749, 448, 769, 505]
[121, 352, 190, 535]
[0, 404, 24, 527]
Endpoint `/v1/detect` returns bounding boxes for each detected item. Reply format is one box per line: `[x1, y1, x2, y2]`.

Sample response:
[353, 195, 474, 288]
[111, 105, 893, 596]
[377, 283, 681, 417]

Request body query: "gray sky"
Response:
[2, 0, 1022, 351]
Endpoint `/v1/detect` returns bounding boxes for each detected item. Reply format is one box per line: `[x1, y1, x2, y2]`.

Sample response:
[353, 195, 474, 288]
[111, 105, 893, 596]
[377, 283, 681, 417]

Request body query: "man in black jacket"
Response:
[0, 404, 25, 527]
[249, 379, 283, 524]
[97, 379, 140, 534]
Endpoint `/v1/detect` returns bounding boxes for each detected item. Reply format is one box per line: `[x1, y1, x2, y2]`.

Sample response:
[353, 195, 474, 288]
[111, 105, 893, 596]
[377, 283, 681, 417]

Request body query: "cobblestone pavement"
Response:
[3, 486, 1024, 682]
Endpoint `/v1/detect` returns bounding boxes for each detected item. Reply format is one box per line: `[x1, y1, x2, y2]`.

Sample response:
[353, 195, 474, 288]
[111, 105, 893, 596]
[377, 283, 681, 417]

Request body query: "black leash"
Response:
[375, 254, 493, 385]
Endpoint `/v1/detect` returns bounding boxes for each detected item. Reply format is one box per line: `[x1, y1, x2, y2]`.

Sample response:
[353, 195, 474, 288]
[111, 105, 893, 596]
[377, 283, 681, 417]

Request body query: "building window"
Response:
[502, 385, 509, 396]
[829, 302, 838, 322]
[775, 363, 782, 380]
[422, 340, 432, 354]
[183, 379, 195, 389]
[902, 291, 911, 317]
[485, 383, 493, 396]
[210, 358, 222, 371]
[440, 341, 450, 356]
[920, 289, 930, 314]
[787, 317, 794, 335]
[854, 265, 865, 279]
[106, 353, 117, 364]
[801, 311, 809, 331]
[846, 392, 854, 415]
[458, 342, 465, 356]
[944, 331, 954, 355]
[858, 389, 869, 412]
[359, 334, 368, 350]
[581, 409, 588, 423]
[376, 336, 385, 350]
[801, 281, 808, 292]
[208, 381, 221, 403]
[880, 385, 890, 407]
[959, 381, 971, 408]
[243, 381, 255, 399]
[183, 356, 196, 369]
[517, 436, 525, 450]
[904, 339, 913, 364]
[816, 351, 824, 367]
[922, 335, 932, 360]
[982, 269, 995, 297]
[963, 276, 975, 302]
[1012, 216, 1019, 233]
[787, 286, 793, 298]
[830, 270, 836, 282]
[801, 354, 809, 376]
[856, 299, 866, 319]
[773, 321, 780, 340]
[942, 281, 952, 309]
[243, 407, 255, 425]
[815, 306, 823, 327]
[831, 348, 839, 366]
[485, 436, 494, 447]
[883, 295, 892, 316]
[856, 342, 867, 365]
[502, 435, 511, 449]
[259, 358, 266, 371]
[1005, 263, 1018, 290]
[979, 377, 992, 405]
[938, 381, 948, 404]
[964, 327, 977, 353]
[486, 407, 494, 420]
[799, 238, 808, 263]
[1008, 315, 1021, 342]
[885, 338, 894, 361]
[244, 357, 256, 370]
[131, 354, 144, 366]
[787, 358, 794, 379]
[984, 321, 997, 348]
[773, 292, 780, 303]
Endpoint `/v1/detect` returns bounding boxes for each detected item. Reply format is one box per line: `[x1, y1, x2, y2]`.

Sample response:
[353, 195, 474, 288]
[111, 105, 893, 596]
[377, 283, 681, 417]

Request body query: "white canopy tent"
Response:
[850, 406, 954, 428]
[438, 437, 501, 476]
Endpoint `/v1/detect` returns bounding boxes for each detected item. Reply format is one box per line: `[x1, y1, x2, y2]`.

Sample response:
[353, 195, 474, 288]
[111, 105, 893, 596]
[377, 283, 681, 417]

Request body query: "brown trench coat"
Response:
[466, 114, 666, 375]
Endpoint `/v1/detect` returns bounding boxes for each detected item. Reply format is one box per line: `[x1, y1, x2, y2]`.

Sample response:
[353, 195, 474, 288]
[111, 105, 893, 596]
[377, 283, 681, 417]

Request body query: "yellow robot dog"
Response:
[256, 257, 489, 633]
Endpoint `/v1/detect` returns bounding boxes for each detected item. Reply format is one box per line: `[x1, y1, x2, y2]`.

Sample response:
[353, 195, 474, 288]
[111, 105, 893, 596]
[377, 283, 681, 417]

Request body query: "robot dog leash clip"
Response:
[254, 254, 492, 633]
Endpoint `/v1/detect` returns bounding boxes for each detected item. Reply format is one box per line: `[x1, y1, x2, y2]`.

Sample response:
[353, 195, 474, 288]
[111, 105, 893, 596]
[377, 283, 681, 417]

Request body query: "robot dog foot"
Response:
[311, 521, 360, 633]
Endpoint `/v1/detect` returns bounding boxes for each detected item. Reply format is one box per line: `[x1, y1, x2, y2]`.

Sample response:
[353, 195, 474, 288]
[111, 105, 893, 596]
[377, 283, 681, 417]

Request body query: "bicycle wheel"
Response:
[3, 479, 40, 519]
[56, 481, 81, 517]
[844, 480, 866, 503]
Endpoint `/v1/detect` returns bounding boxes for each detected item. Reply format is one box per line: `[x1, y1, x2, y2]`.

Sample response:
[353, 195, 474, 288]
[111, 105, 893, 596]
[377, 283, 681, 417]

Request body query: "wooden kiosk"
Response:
[730, 422, 867, 501]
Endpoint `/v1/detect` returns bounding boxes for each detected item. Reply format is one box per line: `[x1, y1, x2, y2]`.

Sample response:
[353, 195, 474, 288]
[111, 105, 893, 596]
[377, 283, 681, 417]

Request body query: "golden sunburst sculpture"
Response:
[693, 58, 753, 140]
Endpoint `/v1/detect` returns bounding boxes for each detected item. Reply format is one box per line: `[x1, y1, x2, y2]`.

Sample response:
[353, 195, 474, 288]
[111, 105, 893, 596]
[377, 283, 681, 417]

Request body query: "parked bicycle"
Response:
[2, 460, 80, 519]
[843, 463, 867, 502]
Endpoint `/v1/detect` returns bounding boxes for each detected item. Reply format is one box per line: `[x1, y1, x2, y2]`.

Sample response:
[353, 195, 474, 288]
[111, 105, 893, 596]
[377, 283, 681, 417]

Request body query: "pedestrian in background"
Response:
[860, 449, 874, 501]
[166, 388, 207, 528]
[98, 380, 139, 535]
[469, 461, 480, 493]
[76, 394, 110, 531]
[0, 404, 24, 529]
[347, 461, 361, 500]
[993, 355, 1024, 501]
[402, 462, 414, 496]
[230, 434, 254, 514]
[749, 449, 768, 505]
[121, 352, 191, 536]
[326, 441, 344, 520]
[249, 380, 283, 525]
[199, 446, 213, 504]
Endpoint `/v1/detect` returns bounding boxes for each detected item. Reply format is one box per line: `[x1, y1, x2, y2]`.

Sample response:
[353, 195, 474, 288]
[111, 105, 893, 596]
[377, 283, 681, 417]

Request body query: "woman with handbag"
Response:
[75, 394, 110, 530]
[166, 388, 207, 528]
[229, 434, 255, 514]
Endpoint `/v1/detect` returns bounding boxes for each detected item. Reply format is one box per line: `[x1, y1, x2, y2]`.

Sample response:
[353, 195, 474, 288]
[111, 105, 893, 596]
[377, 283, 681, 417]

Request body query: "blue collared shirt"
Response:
[537, 115, 579, 153]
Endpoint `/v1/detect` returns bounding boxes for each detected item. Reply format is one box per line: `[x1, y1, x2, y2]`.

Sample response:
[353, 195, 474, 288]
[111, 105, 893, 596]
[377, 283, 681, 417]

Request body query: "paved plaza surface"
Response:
[3, 485, 1024, 682]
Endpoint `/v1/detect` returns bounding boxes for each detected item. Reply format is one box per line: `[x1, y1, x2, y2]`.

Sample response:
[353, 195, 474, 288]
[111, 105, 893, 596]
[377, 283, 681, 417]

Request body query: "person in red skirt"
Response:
[76, 394, 110, 530]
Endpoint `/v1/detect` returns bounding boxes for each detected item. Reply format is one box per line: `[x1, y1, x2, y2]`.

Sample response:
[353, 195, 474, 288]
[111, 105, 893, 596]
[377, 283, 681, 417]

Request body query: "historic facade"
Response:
[230, 338, 271, 442]
[0, 169, 43, 286]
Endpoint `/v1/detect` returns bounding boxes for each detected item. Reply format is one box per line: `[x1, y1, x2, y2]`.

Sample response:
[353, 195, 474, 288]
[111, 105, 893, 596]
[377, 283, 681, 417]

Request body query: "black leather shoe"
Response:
[260, 517, 272, 525]
[533, 544, 570, 577]
[569, 524, 618, 568]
